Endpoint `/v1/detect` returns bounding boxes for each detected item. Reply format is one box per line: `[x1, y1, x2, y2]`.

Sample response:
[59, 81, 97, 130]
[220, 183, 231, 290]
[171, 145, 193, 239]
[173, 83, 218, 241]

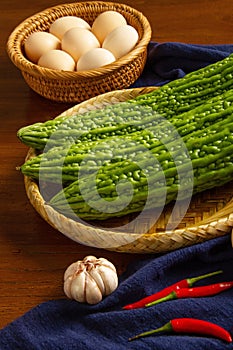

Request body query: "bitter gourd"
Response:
[21, 89, 233, 185]
[17, 53, 233, 150]
[48, 123, 233, 220]
[21, 89, 233, 221]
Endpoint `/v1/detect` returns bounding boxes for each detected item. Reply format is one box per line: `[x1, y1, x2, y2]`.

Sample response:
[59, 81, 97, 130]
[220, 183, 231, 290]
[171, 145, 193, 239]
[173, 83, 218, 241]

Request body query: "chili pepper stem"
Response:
[146, 291, 177, 307]
[128, 321, 172, 341]
[187, 270, 223, 286]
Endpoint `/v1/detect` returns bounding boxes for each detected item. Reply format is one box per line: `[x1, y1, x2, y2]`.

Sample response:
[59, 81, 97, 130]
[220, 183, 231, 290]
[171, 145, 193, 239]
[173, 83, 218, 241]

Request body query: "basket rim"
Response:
[6, 1, 152, 80]
[22, 87, 233, 253]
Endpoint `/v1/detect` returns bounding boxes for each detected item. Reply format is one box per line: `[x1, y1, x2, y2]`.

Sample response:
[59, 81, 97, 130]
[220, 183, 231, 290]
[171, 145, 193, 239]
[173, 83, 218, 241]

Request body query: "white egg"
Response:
[49, 16, 91, 40]
[61, 27, 100, 62]
[76, 48, 115, 71]
[24, 31, 61, 63]
[102, 25, 139, 60]
[91, 10, 127, 44]
[38, 49, 75, 71]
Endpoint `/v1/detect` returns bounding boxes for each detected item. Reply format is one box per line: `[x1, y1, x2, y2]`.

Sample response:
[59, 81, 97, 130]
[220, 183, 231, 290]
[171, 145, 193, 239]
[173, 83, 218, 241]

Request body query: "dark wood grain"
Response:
[0, 0, 232, 329]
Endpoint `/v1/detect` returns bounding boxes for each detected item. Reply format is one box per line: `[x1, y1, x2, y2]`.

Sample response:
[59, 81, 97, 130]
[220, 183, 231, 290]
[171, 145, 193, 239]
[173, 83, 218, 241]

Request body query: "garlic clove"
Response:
[63, 275, 74, 299]
[85, 274, 103, 304]
[64, 261, 80, 281]
[99, 258, 117, 273]
[70, 271, 86, 302]
[64, 261, 84, 299]
[96, 265, 118, 296]
[88, 266, 106, 295]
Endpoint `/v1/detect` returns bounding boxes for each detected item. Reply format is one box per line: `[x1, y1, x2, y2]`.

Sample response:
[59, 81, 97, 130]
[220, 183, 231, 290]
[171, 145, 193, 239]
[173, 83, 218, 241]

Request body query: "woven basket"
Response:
[6, 1, 151, 103]
[23, 87, 233, 253]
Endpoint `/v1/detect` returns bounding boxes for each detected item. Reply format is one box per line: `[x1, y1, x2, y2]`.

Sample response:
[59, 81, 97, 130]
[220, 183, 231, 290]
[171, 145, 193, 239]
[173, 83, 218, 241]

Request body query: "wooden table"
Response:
[1, 0, 232, 329]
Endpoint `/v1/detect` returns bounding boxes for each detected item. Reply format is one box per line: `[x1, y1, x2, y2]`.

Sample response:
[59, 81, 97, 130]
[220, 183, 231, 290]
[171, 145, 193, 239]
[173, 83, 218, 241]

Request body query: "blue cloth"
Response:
[132, 41, 233, 87]
[1, 42, 233, 349]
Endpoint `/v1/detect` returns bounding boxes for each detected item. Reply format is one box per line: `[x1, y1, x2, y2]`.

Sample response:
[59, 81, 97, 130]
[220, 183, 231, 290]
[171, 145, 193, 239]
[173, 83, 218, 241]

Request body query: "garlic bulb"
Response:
[63, 255, 118, 304]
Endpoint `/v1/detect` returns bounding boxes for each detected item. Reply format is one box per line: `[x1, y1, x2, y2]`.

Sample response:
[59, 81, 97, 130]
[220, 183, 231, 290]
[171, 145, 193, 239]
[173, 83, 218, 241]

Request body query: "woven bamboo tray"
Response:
[6, 1, 151, 103]
[23, 87, 233, 253]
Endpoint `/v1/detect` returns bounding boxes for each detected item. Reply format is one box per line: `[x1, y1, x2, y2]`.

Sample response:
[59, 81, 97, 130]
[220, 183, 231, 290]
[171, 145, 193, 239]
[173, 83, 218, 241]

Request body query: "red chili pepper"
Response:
[123, 270, 223, 310]
[146, 281, 233, 307]
[128, 318, 232, 343]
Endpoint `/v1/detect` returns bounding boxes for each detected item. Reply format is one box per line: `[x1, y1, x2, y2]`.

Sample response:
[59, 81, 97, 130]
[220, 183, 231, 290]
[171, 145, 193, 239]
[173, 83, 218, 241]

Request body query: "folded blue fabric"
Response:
[131, 41, 233, 87]
[1, 42, 233, 350]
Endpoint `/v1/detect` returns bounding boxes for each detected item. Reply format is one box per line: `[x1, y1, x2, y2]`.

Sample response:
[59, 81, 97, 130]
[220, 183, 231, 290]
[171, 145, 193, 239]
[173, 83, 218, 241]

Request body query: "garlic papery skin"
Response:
[63, 256, 118, 304]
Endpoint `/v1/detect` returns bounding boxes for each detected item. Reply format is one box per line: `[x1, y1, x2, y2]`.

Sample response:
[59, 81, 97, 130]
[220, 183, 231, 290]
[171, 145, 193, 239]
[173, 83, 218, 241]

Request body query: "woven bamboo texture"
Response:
[6, 1, 151, 103]
[23, 87, 233, 253]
